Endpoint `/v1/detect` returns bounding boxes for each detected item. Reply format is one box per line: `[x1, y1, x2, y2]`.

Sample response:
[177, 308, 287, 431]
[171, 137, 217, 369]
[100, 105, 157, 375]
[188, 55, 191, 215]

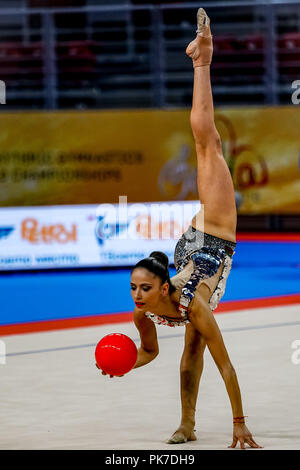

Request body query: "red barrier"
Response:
[0, 294, 299, 337]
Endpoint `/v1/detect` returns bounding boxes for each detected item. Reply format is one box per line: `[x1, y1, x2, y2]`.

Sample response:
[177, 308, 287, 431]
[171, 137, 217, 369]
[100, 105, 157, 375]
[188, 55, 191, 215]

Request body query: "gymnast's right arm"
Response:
[133, 307, 159, 368]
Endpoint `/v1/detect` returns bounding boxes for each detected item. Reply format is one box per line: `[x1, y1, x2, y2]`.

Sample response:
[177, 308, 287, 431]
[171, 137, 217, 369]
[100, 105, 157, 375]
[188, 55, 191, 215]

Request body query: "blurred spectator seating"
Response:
[277, 32, 300, 82]
[211, 34, 265, 85]
[56, 40, 97, 87]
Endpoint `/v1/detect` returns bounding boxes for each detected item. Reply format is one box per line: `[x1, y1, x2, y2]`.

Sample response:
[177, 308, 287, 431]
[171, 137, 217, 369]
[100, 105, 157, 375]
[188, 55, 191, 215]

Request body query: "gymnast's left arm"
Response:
[133, 307, 159, 369]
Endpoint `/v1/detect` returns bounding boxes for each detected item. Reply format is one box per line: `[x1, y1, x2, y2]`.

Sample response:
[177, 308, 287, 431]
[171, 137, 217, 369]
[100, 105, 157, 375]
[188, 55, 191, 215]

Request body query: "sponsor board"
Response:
[0, 107, 299, 213]
[0, 200, 201, 270]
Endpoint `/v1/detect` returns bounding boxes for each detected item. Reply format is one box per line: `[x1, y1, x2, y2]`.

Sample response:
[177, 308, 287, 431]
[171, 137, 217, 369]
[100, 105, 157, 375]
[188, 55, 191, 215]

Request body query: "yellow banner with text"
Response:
[0, 107, 299, 213]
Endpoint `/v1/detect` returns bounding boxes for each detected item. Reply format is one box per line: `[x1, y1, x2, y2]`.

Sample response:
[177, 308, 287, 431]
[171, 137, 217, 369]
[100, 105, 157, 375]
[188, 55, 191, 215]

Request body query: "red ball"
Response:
[95, 333, 137, 376]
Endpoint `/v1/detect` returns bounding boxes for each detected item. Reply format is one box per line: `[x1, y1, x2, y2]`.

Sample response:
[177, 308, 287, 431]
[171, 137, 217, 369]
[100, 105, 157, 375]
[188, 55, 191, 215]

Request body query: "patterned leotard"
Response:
[145, 226, 236, 327]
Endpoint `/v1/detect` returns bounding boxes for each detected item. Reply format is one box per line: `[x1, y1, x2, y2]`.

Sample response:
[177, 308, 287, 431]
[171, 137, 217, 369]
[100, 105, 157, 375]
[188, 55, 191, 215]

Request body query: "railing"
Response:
[0, 0, 300, 110]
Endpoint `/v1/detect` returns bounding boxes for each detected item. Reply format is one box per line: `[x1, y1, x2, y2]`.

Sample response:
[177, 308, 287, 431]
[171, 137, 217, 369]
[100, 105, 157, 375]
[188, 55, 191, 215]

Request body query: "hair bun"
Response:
[149, 251, 169, 270]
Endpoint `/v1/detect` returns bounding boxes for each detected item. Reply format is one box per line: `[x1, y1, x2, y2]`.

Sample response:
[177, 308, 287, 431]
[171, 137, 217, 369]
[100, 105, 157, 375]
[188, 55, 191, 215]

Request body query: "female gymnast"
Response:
[99, 8, 262, 450]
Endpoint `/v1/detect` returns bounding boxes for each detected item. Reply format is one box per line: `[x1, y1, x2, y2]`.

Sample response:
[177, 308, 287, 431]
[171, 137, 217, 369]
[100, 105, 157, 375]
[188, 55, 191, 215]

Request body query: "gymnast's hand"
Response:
[228, 423, 263, 449]
[95, 363, 124, 378]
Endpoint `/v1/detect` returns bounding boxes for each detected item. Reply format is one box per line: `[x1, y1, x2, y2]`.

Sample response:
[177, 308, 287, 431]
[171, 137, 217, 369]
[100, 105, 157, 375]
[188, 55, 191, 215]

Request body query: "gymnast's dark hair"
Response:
[131, 251, 176, 295]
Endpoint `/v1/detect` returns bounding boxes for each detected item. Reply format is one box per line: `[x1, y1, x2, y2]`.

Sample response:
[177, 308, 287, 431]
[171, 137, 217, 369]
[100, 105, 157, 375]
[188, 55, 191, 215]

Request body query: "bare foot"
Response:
[186, 8, 213, 67]
[167, 426, 197, 444]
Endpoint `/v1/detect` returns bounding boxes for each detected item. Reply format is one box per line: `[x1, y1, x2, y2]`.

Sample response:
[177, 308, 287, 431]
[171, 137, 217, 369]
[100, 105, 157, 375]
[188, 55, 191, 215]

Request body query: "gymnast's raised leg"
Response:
[188, 10, 237, 242]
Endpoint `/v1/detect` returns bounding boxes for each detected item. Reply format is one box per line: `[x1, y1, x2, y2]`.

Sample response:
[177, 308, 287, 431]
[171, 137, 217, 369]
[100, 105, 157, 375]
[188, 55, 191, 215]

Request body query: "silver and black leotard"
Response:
[145, 226, 236, 327]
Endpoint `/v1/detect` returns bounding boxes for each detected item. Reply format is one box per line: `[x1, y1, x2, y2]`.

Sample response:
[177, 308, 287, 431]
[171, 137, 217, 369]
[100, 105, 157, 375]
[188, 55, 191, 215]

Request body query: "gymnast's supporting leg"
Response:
[168, 325, 206, 443]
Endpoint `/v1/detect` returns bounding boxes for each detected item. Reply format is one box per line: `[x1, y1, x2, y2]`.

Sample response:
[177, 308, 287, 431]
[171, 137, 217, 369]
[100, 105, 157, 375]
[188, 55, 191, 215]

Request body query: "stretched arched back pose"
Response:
[100, 8, 262, 450]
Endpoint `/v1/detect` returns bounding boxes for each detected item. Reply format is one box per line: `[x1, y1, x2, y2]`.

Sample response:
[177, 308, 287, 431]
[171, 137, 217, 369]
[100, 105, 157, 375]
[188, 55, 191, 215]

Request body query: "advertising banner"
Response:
[0, 107, 299, 213]
[0, 200, 201, 270]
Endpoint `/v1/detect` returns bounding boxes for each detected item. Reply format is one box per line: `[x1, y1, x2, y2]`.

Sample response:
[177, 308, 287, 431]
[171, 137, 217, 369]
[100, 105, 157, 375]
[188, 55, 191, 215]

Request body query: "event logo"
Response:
[158, 144, 198, 200]
[95, 215, 130, 246]
[157, 127, 265, 210]
[21, 218, 77, 244]
[0, 226, 15, 240]
[215, 114, 269, 190]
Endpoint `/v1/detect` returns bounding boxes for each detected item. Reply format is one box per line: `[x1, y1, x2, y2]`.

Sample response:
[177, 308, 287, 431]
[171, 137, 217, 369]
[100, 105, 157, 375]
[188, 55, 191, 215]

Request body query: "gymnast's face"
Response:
[130, 268, 169, 310]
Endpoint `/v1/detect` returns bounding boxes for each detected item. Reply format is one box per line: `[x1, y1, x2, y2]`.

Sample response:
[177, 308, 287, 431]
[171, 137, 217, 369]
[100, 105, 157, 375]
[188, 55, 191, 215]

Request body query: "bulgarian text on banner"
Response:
[0, 201, 201, 270]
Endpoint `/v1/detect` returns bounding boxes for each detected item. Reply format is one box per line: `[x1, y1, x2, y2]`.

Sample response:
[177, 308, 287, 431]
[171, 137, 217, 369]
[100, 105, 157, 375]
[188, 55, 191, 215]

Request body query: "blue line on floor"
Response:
[4, 319, 300, 358]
